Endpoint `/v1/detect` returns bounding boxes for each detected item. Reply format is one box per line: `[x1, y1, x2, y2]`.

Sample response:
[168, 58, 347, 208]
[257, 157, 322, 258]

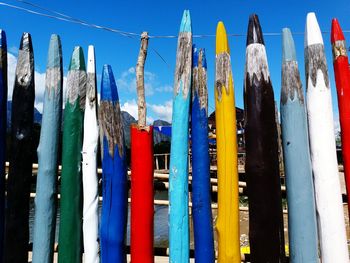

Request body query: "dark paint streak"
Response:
[281, 61, 304, 105]
[305, 44, 330, 88]
[4, 32, 35, 263]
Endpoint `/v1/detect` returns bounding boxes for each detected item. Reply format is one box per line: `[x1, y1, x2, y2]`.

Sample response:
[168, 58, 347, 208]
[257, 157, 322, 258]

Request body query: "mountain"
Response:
[121, 111, 171, 147]
[153, 119, 171, 144]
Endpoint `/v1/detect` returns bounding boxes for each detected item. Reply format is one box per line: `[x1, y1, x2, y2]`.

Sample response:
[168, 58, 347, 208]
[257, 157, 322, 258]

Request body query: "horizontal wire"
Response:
[2, 0, 350, 40]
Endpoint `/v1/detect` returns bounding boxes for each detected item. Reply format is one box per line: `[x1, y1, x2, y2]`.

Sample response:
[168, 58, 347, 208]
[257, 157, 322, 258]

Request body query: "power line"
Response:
[2, 0, 350, 39]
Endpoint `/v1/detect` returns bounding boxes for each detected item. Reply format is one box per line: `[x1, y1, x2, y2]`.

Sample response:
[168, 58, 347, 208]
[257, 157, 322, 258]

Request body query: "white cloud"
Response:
[116, 67, 171, 96]
[149, 100, 172, 122]
[8, 52, 67, 113]
[120, 99, 138, 120]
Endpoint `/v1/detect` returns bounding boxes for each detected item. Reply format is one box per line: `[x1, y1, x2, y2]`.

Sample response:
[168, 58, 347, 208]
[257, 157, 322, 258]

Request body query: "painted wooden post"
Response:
[169, 10, 192, 263]
[191, 45, 214, 262]
[131, 31, 154, 263]
[305, 12, 349, 262]
[280, 28, 318, 262]
[99, 64, 127, 263]
[214, 22, 240, 262]
[58, 46, 86, 263]
[32, 34, 63, 263]
[82, 45, 99, 263]
[331, 18, 350, 215]
[4, 32, 35, 263]
[244, 14, 285, 262]
[0, 29, 6, 262]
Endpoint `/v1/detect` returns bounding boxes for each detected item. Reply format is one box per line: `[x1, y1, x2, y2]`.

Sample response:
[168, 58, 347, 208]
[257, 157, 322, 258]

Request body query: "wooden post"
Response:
[4, 32, 35, 263]
[136, 32, 149, 127]
[191, 46, 215, 262]
[32, 34, 63, 263]
[99, 65, 128, 263]
[215, 22, 240, 262]
[58, 46, 86, 263]
[280, 28, 318, 261]
[244, 14, 286, 262]
[131, 31, 154, 263]
[331, 18, 350, 216]
[305, 12, 349, 262]
[82, 45, 99, 263]
[169, 10, 192, 263]
[0, 29, 6, 262]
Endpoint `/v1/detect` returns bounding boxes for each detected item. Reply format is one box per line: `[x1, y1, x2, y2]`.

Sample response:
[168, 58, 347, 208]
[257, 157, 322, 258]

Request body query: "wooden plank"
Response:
[191, 46, 214, 262]
[0, 29, 6, 261]
[280, 28, 318, 261]
[4, 32, 35, 263]
[58, 46, 86, 263]
[99, 65, 128, 262]
[169, 9, 192, 263]
[214, 22, 240, 262]
[131, 31, 154, 263]
[331, 18, 350, 216]
[244, 14, 286, 262]
[32, 34, 63, 263]
[82, 45, 99, 263]
[305, 12, 349, 261]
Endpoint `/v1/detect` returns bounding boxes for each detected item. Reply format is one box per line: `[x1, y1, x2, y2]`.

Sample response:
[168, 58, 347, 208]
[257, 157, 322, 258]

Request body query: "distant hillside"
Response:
[121, 111, 171, 147]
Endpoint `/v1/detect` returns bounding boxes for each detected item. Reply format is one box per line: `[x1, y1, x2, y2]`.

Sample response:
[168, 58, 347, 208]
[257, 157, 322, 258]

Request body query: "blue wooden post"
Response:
[191, 46, 214, 263]
[0, 29, 7, 263]
[169, 10, 192, 263]
[99, 65, 127, 263]
[280, 28, 318, 262]
[32, 34, 63, 263]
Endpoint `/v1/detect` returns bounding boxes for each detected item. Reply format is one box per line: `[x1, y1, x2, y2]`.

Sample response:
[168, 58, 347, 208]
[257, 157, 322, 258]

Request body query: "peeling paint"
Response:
[332, 40, 347, 60]
[99, 101, 124, 158]
[305, 43, 330, 89]
[86, 72, 97, 110]
[245, 43, 270, 88]
[281, 61, 304, 105]
[174, 32, 192, 99]
[215, 52, 231, 102]
[66, 69, 87, 109]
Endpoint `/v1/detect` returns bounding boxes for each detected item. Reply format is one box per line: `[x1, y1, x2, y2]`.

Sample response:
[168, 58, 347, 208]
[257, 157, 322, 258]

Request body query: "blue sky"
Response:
[0, 0, 350, 124]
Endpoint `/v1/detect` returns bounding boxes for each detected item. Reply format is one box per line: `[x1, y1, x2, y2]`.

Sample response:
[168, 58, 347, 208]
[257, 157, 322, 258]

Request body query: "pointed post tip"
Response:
[331, 18, 345, 43]
[20, 32, 33, 52]
[87, 45, 95, 73]
[247, 14, 264, 46]
[101, 64, 118, 102]
[305, 12, 323, 47]
[47, 34, 62, 69]
[216, 21, 230, 54]
[69, 46, 86, 71]
[282, 28, 297, 62]
[0, 30, 6, 48]
[180, 10, 191, 33]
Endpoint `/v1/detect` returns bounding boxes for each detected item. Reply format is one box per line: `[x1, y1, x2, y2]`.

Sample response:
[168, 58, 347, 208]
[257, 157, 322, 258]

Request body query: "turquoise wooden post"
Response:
[32, 34, 63, 263]
[169, 9, 192, 263]
[280, 28, 318, 262]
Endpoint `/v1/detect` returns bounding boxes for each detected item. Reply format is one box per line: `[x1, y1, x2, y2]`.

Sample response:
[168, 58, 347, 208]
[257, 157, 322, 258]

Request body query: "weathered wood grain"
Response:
[58, 46, 86, 263]
[169, 9, 192, 263]
[215, 21, 240, 262]
[99, 64, 127, 263]
[191, 46, 214, 263]
[4, 32, 35, 263]
[331, 18, 350, 217]
[280, 28, 318, 262]
[244, 14, 285, 262]
[305, 13, 349, 262]
[82, 45, 99, 263]
[32, 34, 62, 263]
